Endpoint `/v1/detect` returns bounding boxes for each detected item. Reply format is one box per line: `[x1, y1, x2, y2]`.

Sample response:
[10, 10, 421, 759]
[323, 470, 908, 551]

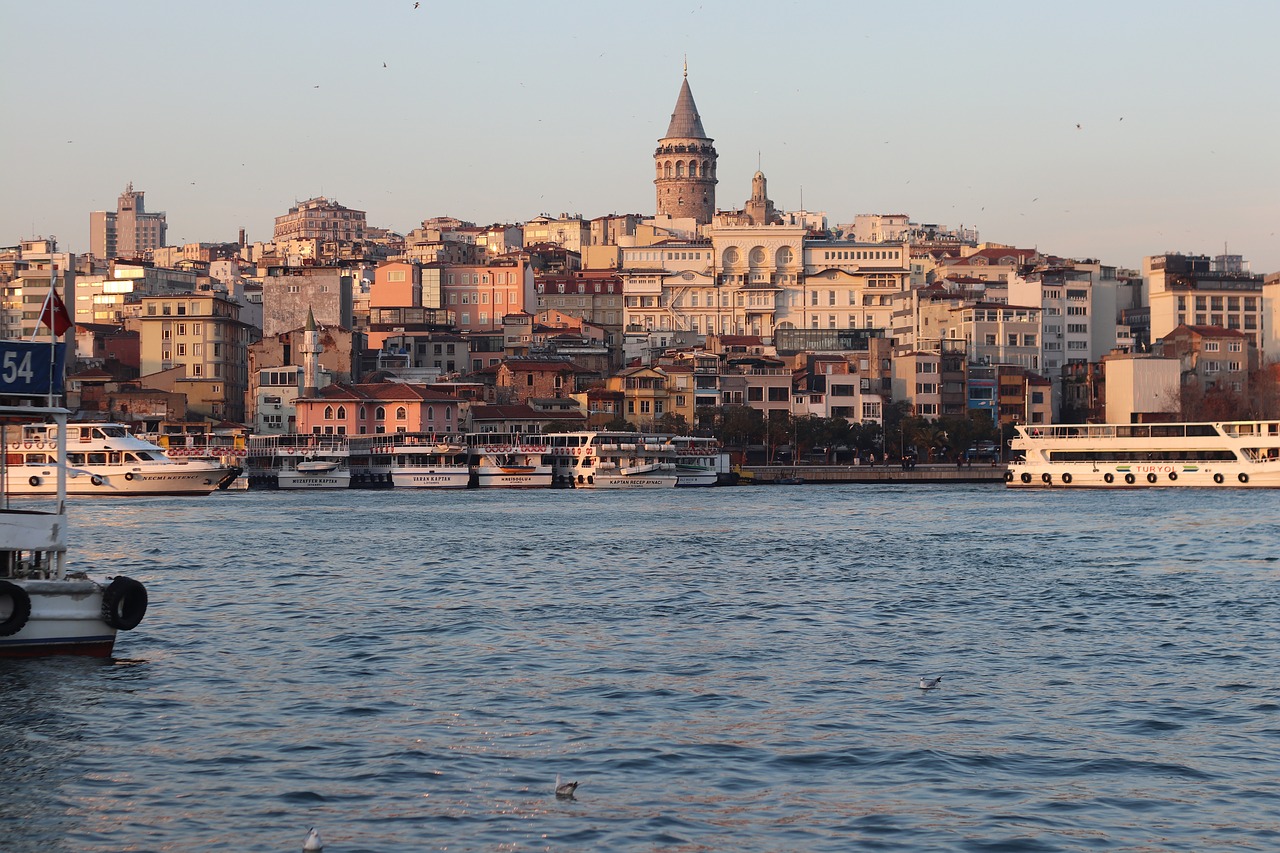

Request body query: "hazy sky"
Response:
[3, 0, 1277, 273]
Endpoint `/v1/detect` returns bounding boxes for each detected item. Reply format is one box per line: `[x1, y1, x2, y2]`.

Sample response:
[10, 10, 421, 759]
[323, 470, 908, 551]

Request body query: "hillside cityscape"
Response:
[5, 73, 1279, 464]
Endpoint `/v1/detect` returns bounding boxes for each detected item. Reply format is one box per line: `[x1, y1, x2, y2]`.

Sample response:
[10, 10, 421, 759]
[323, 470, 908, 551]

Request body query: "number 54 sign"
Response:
[0, 341, 67, 397]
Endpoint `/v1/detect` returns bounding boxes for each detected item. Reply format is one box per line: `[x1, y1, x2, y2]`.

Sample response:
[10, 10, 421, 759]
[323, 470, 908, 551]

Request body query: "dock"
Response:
[737, 463, 1007, 485]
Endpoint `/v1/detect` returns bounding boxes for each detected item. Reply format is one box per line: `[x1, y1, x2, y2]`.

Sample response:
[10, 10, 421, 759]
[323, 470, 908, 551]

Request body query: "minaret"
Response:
[301, 307, 321, 398]
[654, 64, 717, 224]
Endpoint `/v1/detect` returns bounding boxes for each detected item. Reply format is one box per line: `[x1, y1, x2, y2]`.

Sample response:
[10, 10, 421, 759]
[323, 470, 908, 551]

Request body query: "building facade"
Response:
[89, 184, 168, 260]
[654, 71, 717, 225]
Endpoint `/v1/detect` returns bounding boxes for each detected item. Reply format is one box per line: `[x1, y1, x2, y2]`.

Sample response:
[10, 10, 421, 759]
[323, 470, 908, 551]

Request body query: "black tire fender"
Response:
[101, 576, 148, 631]
[0, 580, 32, 636]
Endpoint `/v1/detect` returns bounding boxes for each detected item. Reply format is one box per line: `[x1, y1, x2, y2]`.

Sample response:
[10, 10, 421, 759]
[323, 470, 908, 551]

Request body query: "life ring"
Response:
[91, 475, 104, 486]
[1020, 472, 1032, 484]
[1238, 472, 1249, 484]
[587, 475, 594, 485]
[1213, 473, 1225, 484]
[1168, 472, 1178, 481]
[0, 580, 32, 636]
[1124, 473, 1136, 485]
[23, 441, 31, 449]
[1061, 473, 1073, 484]
[577, 475, 584, 484]
[1146, 473, 1158, 484]
[1004, 471, 1014, 482]
[100, 576, 148, 631]
[124, 472, 135, 481]
[36, 441, 46, 449]
[1041, 473, 1052, 484]
[28, 475, 41, 487]
[1103, 473, 1114, 484]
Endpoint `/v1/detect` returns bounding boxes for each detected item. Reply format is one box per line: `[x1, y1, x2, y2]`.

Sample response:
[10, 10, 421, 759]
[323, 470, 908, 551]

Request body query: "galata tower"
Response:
[654, 68, 717, 224]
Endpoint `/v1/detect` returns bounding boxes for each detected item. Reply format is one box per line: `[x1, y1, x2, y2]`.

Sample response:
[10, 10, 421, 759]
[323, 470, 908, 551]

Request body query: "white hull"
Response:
[391, 468, 471, 489]
[473, 468, 552, 489]
[0, 579, 116, 658]
[572, 473, 679, 489]
[5, 464, 235, 496]
[1007, 420, 1280, 489]
[675, 468, 719, 487]
[277, 471, 352, 489]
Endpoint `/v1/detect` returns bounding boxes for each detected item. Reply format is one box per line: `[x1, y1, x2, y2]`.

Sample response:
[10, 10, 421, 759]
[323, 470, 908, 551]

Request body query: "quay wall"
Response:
[738, 463, 1007, 485]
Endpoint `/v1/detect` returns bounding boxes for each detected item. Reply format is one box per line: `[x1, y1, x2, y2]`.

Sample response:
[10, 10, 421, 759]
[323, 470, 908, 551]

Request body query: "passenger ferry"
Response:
[5, 422, 240, 496]
[661, 435, 728, 487]
[353, 433, 470, 489]
[547, 431, 679, 489]
[245, 434, 351, 489]
[467, 433, 552, 489]
[1006, 420, 1280, 488]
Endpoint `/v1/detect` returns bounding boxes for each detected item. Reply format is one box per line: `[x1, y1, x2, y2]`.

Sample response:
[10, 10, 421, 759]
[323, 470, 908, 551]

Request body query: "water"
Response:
[3, 485, 1280, 852]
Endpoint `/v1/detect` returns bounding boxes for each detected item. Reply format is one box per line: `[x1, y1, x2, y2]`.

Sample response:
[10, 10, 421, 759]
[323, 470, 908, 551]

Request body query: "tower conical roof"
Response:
[664, 77, 708, 140]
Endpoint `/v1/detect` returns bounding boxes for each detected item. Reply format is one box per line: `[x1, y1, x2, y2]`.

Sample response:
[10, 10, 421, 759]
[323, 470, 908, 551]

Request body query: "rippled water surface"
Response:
[3, 485, 1280, 852]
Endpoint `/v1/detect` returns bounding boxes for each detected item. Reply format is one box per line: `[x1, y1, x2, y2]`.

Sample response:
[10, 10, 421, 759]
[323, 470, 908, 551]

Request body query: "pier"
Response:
[738, 463, 1007, 485]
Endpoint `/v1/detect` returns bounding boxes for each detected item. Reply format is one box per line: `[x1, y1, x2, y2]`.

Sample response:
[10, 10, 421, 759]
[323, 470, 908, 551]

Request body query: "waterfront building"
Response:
[1144, 252, 1263, 352]
[1156, 325, 1255, 412]
[438, 256, 537, 334]
[294, 382, 465, 435]
[522, 214, 591, 254]
[1100, 352, 1181, 423]
[246, 323, 362, 433]
[89, 184, 167, 260]
[491, 357, 595, 405]
[273, 197, 366, 243]
[654, 70, 717, 225]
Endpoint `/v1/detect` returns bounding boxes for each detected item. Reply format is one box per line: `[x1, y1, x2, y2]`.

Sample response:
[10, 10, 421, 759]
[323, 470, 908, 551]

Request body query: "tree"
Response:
[654, 412, 690, 434]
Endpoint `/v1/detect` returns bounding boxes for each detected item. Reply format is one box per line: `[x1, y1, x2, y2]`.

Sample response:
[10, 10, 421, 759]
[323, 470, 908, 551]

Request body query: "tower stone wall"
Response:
[654, 73, 717, 225]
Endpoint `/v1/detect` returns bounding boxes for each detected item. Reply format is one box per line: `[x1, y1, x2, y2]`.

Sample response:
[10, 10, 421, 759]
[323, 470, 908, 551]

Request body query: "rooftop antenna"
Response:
[683, 55, 687, 78]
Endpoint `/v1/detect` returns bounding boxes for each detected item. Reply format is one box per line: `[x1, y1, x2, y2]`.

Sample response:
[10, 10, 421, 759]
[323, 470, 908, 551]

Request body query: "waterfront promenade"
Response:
[740, 462, 1006, 485]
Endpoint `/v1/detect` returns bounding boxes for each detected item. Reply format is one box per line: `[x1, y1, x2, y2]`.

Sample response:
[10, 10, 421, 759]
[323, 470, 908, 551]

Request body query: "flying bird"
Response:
[383, 62, 387, 67]
[1075, 123, 1081, 129]
[555, 774, 579, 799]
[414, 1, 419, 7]
[303, 828, 323, 851]
[919, 676, 942, 690]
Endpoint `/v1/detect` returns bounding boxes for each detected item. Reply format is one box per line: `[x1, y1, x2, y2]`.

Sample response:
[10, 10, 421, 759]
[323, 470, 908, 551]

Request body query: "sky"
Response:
[2, 0, 1277, 273]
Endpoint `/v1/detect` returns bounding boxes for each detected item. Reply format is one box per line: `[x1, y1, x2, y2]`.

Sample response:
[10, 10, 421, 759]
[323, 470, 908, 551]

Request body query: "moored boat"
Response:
[352, 433, 470, 489]
[466, 433, 552, 489]
[1006, 420, 1280, 488]
[547, 431, 679, 489]
[246, 434, 352, 489]
[5, 422, 240, 496]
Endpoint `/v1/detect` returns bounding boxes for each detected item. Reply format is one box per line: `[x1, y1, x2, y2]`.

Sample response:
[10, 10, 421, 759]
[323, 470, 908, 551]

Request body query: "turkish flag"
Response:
[40, 290, 73, 335]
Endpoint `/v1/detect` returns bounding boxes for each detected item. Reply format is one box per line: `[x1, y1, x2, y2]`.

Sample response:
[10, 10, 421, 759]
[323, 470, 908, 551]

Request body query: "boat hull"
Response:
[390, 469, 471, 489]
[276, 472, 352, 489]
[570, 473, 679, 489]
[1006, 463, 1280, 488]
[0, 579, 117, 659]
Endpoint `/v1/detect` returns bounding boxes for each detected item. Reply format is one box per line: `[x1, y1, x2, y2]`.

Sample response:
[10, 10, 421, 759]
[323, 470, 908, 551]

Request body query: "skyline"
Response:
[2, 0, 1277, 272]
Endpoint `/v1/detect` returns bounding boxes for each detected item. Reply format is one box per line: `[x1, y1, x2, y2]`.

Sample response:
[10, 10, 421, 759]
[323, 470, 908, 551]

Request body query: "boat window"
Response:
[99, 426, 129, 438]
[66, 452, 85, 465]
[123, 453, 138, 462]
[25, 453, 49, 464]
[88, 452, 108, 465]
[110, 452, 122, 465]
[6, 453, 23, 465]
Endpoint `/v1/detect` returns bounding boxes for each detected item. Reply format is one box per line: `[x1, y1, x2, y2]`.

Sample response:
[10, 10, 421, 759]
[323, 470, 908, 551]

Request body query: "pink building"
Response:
[295, 382, 466, 435]
[440, 254, 535, 334]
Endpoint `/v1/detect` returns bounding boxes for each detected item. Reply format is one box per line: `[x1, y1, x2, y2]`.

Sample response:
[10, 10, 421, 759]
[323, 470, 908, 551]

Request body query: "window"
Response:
[747, 387, 763, 402]
[336, 406, 346, 419]
[324, 406, 334, 419]
[375, 406, 386, 420]
[1204, 342, 1220, 352]
[396, 407, 407, 420]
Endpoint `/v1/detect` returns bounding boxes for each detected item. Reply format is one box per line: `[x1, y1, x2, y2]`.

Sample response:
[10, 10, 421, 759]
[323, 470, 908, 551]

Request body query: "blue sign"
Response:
[0, 340, 67, 397]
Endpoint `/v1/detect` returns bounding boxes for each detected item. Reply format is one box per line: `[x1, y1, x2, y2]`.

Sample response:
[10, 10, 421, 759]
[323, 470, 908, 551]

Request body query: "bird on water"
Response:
[919, 676, 942, 690]
[303, 828, 323, 851]
[555, 774, 579, 799]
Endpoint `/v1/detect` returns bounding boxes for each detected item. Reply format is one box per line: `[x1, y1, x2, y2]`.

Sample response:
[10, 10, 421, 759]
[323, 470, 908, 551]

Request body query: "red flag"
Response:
[40, 290, 73, 335]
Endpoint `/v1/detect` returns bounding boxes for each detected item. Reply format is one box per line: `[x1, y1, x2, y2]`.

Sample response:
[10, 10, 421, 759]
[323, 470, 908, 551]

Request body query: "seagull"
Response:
[555, 774, 579, 799]
[414, 1, 419, 6]
[919, 676, 942, 690]
[303, 828, 323, 851]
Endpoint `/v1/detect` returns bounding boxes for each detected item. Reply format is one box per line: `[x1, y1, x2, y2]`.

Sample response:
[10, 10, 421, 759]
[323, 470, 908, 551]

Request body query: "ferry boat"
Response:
[245, 434, 352, 489]
[353, 433, 470, 489]
[467, 433, 552, 489]
[1, 406, 150, 657]
[661, 435, 728, 487]
[5, 422, 240, 496]
[1006, 420, 1280, 488]
[547, 431, 679, 489]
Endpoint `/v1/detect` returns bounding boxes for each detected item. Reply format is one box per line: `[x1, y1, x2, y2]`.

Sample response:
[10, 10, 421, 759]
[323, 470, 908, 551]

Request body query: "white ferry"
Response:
[661, 435, 728, 487]
[548, 431, 679, 489]
[1006, 420, 1280, 488]
[467, 433, 552, 489]
[1, 405, 149, 658]
[246, 435, 352, 489]
[354, 433, 470, 489]
[5, 422, 240, 496]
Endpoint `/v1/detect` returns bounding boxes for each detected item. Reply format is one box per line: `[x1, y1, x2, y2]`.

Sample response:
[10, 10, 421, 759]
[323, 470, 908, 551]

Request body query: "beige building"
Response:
[1103, 353, 1181, 423]
[0, 238, 76, 342]
[137, 293, 257, 422]
[1144, 252, 1263, 351]
[89, 184, 167, 260]
[522, 215, 590, 254]
[260, 266, 354, 337]
[273, 197, 367, 243]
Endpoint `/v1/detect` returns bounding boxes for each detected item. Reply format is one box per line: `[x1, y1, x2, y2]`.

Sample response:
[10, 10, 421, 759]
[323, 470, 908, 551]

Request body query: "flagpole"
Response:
[47, 263, 57, 408]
